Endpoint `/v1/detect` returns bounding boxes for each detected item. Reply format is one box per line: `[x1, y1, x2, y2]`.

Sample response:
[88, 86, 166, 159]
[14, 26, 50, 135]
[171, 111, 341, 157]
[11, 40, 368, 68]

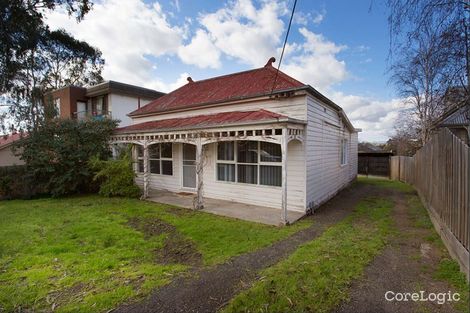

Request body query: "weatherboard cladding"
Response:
[116, 109, 287, 133]
[128, 64, 305, 116]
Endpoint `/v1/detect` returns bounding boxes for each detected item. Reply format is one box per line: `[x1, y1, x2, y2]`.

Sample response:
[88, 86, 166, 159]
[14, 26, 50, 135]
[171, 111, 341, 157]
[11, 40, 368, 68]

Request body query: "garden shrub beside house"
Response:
[12, 118, 118, 197]
[90, 150, 141, 198]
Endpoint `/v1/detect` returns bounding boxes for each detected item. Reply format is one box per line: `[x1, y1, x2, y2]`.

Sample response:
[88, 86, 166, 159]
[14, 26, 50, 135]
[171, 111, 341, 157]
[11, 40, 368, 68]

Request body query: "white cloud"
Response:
[178, 30, 221, 69]
[197, 0, 286, 67]
[331, 91, 405, 142]
[293, 8, 325, 26]
[282, 28, 347, 91]
[46, 0, 183, 88]
[148, 72, 190, 93]
[312, 11, 325, 24]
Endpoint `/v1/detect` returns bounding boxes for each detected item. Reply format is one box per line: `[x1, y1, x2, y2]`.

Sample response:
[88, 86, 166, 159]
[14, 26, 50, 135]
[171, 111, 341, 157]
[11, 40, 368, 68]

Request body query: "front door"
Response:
[182, 144, 196, 188]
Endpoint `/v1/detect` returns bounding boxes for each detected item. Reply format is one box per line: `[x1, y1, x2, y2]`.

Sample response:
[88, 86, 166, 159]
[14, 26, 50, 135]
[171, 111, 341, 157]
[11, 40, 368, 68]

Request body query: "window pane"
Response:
[150, 159, 160, 174]
[138, 159, 144, 173]
[217, 164, 235, 182]
[136, 145, 144, 157]
[260, 142, 281, 162]
[149, 144, 160, 159]
[237, 141, 258, 163]
[183, 143, 196, 161]
[217, 142, 234, 160]
[162, 160, 173, 175]
[237, 164, 257, 184]
[260, 165, 281, 186]
[161, 143, 172, 158]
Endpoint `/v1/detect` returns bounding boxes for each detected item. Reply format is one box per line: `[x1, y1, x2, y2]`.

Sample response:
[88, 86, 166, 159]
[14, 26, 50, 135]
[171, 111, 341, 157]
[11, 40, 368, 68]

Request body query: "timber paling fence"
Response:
[390, 128, 469, 279]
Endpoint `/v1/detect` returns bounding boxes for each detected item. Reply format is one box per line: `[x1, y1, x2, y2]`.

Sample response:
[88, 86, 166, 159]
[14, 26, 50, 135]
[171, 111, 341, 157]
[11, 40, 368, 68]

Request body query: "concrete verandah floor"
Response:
[147, 189, 304, 226]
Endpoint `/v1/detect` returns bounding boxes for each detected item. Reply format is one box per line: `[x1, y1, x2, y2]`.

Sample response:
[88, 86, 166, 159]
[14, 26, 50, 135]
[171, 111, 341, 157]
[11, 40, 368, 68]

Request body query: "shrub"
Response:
[89, 151, 141, 198]
[14, 118, 118, 197]
[0, 165, 42, 199]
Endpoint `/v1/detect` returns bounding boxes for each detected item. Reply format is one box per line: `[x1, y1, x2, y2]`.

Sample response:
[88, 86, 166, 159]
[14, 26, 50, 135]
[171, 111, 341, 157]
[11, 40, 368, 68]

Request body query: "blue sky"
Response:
[46, 0, 403, 142]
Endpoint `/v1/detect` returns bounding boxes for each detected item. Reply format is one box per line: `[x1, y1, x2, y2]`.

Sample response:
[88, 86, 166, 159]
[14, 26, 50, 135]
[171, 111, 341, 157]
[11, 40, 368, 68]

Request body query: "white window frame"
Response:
[148, 143, 173, 176]
[216, 141, 282, 187]
[136, 145, 144, 173]
[340, 138, 348, 166]
[135, 143, 173, 176]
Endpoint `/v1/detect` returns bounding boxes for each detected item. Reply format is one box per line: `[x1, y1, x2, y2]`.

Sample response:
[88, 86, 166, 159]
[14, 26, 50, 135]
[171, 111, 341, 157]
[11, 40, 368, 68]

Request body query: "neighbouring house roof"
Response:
[85, 80, 165, 99]
[437, 104, 470, 127]
[128, 58, 305, 117]
[115, 109, 300, 134]
[0, 132, 22, 149]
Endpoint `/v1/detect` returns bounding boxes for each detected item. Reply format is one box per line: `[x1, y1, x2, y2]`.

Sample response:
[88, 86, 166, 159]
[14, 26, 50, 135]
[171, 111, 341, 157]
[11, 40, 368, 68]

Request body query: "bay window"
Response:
[217, 141, 282, 187]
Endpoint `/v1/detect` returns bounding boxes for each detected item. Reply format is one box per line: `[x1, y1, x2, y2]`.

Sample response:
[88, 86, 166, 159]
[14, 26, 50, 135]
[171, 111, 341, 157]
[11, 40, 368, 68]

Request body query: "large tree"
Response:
[387, 0, 469, 143]
[0, 0, 103, 133]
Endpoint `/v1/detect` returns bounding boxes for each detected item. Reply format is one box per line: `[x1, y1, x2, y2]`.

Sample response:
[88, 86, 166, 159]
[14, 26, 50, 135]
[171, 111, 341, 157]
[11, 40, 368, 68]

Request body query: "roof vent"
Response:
[264, 57, 276, 67]
[187, 76, 194, 83]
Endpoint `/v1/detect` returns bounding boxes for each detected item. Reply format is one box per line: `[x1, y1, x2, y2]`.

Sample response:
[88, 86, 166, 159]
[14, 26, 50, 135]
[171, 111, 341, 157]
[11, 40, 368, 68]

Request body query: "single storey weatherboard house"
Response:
[110, 57, 360, 224]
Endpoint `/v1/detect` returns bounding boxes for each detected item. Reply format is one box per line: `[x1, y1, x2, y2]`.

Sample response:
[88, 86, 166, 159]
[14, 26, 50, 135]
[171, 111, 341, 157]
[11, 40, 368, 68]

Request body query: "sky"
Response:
[45, 0, 405, 142]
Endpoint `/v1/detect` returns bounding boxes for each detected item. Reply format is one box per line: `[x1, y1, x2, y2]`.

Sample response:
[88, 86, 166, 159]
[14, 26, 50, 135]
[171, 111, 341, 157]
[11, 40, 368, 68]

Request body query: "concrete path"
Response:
[147, 190, 304, 225]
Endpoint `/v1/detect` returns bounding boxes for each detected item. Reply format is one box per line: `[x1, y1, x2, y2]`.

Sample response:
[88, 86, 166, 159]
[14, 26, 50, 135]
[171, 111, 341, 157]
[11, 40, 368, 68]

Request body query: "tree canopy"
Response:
[0, 0, 103, 133]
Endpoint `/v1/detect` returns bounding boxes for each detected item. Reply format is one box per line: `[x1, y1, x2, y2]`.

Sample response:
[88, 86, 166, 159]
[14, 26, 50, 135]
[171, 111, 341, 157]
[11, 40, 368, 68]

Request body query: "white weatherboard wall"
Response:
[109, 94, 153, 127]
[306, 95, 357, 209]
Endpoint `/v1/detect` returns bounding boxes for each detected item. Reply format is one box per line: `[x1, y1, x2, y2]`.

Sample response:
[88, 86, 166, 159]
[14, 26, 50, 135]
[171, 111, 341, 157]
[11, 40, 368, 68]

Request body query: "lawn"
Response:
[0, 196, 310, 312]
[223, 196, 394, 313]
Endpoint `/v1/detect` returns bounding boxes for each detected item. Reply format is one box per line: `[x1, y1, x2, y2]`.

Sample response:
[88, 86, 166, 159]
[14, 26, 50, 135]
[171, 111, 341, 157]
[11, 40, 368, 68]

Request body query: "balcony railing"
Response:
[73, 111, 112, 121]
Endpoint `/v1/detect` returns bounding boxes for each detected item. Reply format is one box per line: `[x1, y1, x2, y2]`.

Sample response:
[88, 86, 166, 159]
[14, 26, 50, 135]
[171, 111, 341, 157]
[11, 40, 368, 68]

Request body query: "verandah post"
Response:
[195, 139, 204, 210]
[142, 140, 149, 199]
[281, 127, 288, 225]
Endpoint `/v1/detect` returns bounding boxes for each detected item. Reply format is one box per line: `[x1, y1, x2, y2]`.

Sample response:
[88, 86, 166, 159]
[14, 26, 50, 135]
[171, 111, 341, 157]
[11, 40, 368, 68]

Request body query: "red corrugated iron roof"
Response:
[116, 109, 288, 133]
[0, 132, 22, 149]
[129, 58, 306, 116]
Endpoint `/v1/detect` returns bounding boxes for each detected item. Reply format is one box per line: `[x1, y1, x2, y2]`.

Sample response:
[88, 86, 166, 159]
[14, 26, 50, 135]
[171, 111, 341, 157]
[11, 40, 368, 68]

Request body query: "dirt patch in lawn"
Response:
[115, 182, 373, 313]
[128, 217, 176, 238]
[128, 217, 202, 266]
[155, 234, 202, 267]
[335, 191, 460, 313]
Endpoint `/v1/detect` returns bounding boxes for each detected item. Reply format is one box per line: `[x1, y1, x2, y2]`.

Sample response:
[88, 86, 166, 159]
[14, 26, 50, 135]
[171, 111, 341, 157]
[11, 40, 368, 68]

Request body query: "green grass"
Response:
[223, 196, 394, 313]
[406, 190, 468, 313]
[357, 176, 415, 193]
[0, 196, 309, 312]
[434, 259, 469, 313]
[407, 195, 435, 230]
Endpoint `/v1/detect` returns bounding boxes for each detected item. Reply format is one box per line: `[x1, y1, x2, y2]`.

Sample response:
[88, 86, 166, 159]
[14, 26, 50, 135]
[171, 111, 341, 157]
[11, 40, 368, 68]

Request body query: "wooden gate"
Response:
[358, 152, 393, 177]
